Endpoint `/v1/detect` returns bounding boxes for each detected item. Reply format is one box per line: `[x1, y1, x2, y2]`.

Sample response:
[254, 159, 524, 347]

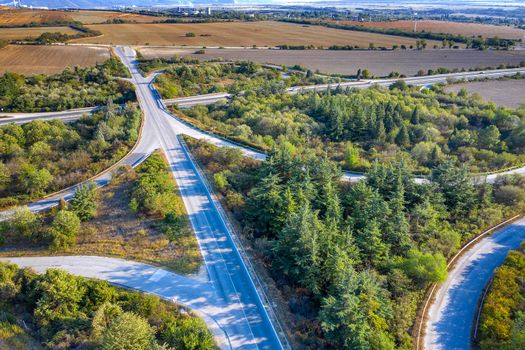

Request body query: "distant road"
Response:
[0, 107, 98, 125]
[424, 217, 525, 350]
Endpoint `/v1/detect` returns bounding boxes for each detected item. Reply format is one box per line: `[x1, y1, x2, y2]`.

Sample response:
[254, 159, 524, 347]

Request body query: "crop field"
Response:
[0, 44, 110, 75]
[0, 8, 166, 25]
[72, 21, 440, 47]
[140, 47, 525, 77]
[445, 79, 525, 109]
[0, 26, 79, 40]
[329, 20, 525, 40]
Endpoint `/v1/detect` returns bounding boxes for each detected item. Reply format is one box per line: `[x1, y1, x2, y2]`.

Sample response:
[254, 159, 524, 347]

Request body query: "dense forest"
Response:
[149, 58, 339, 98]
[0, 57, 133, 112]
[182, 82, 525, 174]
[479, 243, 525, 349]
[0, 262, 214, 350]
[0, 102, 140, 208]
[186, 136, 525, 349]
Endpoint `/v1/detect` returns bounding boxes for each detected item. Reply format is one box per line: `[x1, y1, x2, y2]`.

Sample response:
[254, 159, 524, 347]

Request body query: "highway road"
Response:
[424, 217, 525, 350]
[0, 106, 98, 126]
[117, 46, 283, 350]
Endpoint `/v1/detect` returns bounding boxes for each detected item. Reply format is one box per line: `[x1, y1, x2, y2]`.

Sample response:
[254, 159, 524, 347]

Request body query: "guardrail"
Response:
[178, 135, 292, 350]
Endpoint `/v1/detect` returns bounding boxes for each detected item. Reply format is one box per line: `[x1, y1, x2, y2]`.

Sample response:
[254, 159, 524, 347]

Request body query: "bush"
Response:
[48, 210, 80, 249]
[101, 312, 156, 350]
[70, 181, 98, 221]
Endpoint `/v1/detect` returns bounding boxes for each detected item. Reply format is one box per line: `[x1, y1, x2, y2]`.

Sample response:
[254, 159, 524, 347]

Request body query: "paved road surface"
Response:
[424, 217, 525, 350]
[117, 45, 283, 350]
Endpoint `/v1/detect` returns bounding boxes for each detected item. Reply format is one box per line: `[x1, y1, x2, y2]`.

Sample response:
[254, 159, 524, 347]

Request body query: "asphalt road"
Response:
[424, 217, 525, 350]
[115, 45, 283, 350]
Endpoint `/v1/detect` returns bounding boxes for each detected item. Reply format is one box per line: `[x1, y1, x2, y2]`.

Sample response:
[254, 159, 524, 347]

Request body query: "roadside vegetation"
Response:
[0, 152, 201, 275]
[0, 102, 140, 208]
[146, 57, 339, 98]
[0, 57, 133, 112]
[180, 83, 525, 174]
[478, 243, 525, 349]
[186, 136, 525, 349]
[0, 262, 214, 350]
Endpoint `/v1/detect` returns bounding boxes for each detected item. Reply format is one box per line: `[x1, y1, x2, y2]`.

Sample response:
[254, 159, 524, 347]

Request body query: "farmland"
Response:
[329, 20, 525, 40]
[0, 44, 110, 75]
[0, 26, 79, 40]
[445, 79, 525, 109]
[139, 47, 525, 77]
[72, 21, 440, 47]
[0, 8, 166, 25]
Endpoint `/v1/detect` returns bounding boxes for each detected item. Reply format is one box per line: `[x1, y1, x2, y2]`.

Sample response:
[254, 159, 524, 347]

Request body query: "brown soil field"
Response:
[329, 20, 525, 40]
[0, 44, 110, 75]
[140, 47, 525, 77]
[0, 26, 79, 40]
[72, 21, 440, 48]
[0, 8, 166, 25]
[445, 79, 525, 109]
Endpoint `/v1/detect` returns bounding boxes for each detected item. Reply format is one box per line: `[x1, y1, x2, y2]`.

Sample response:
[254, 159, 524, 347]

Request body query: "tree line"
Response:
[0, 58, 133, 113]
[183, 84, 525, 175]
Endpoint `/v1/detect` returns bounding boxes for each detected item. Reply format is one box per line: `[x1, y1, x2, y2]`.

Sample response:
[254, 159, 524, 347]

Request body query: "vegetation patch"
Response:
[185, 136, 524, 349]
[479, 243, 525, 349]
[0, 151, 201, 275]
[0, 262, 214, 350]
[180, 83, 525, 175]
[0, 57, 133, 112]
[0, 102, 140, 208]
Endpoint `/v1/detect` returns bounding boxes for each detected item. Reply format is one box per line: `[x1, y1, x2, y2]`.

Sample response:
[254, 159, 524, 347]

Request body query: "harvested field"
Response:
[329, 20, 525, 40]
[0, 44, 110, 75]
[445, 79, 525, 109]
[0, 8, 166, 25]
[0, 26, 79, 40]
[73, 21, 440, 48]
[139, 47, 525, 77]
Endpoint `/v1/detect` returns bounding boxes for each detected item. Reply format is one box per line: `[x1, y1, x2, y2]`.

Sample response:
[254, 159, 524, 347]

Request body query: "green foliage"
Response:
[48, 210, 80, 250]
[0, 262, 213, 350]
[188, 136, 525, 349]
[10, 207, 40, 241]
[70, 181, 98, 221]
[183, 85, 525, 174]
[101, 312, 156, 350]
[479, 244, 525, 349]
[0, 62, 135, 112]
[160, 314, 215, 350]
[0, 103, 140, 207]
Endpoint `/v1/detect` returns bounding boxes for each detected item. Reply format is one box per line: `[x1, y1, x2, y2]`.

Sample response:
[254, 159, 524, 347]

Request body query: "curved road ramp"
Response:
[424, 217, 525, 349]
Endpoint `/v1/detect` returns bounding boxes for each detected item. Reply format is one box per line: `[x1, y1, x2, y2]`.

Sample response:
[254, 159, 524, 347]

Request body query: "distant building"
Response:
[206, 7, 212, 15]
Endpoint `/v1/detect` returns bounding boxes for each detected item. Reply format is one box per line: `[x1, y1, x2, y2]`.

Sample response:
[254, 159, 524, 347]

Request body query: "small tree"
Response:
[70, 182, 98, 221]
[48, 210, 80, 250]
[101, 312, 156, 350]
[11, 207, 40, 241]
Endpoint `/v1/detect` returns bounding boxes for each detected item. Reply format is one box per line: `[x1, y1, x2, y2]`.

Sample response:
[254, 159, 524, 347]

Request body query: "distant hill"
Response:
[0, 0, 263, 8]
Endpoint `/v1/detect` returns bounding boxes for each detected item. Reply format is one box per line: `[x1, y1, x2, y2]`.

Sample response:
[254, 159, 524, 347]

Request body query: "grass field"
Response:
[0, 8, 166, 25]
[72, 21, 440, 47]
[329, 20, 525, 40]
[0, 26, 79, 40]
[0, 44, 110, 75]
[140, 47, 525, 77]
[445, 79, 525, 108]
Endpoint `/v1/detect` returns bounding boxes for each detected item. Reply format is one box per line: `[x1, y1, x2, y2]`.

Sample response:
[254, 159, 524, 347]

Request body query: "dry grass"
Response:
[0, 44, 110, 75]
[445, 79, 525, 109]
[329, 20, 525, 40]
[0, 167, 202, 275]
[140, 46, 525, 77]
[72, 21, 440, 48]
[0, 8, 166, 25]
[0, 26, 79, 40]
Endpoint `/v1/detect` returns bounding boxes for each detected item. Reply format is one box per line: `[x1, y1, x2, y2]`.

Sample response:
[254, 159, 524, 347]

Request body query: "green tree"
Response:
[101, 312, 156, 350]
[48, 210, 81, 249]
[398, 249, 447, 285]
[19, 164, 53, 197]
[70, 181, 98, 221]
[395, 124, 410, 148]
[10, 207, 40, 241]
[160, 315, 214, 350]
